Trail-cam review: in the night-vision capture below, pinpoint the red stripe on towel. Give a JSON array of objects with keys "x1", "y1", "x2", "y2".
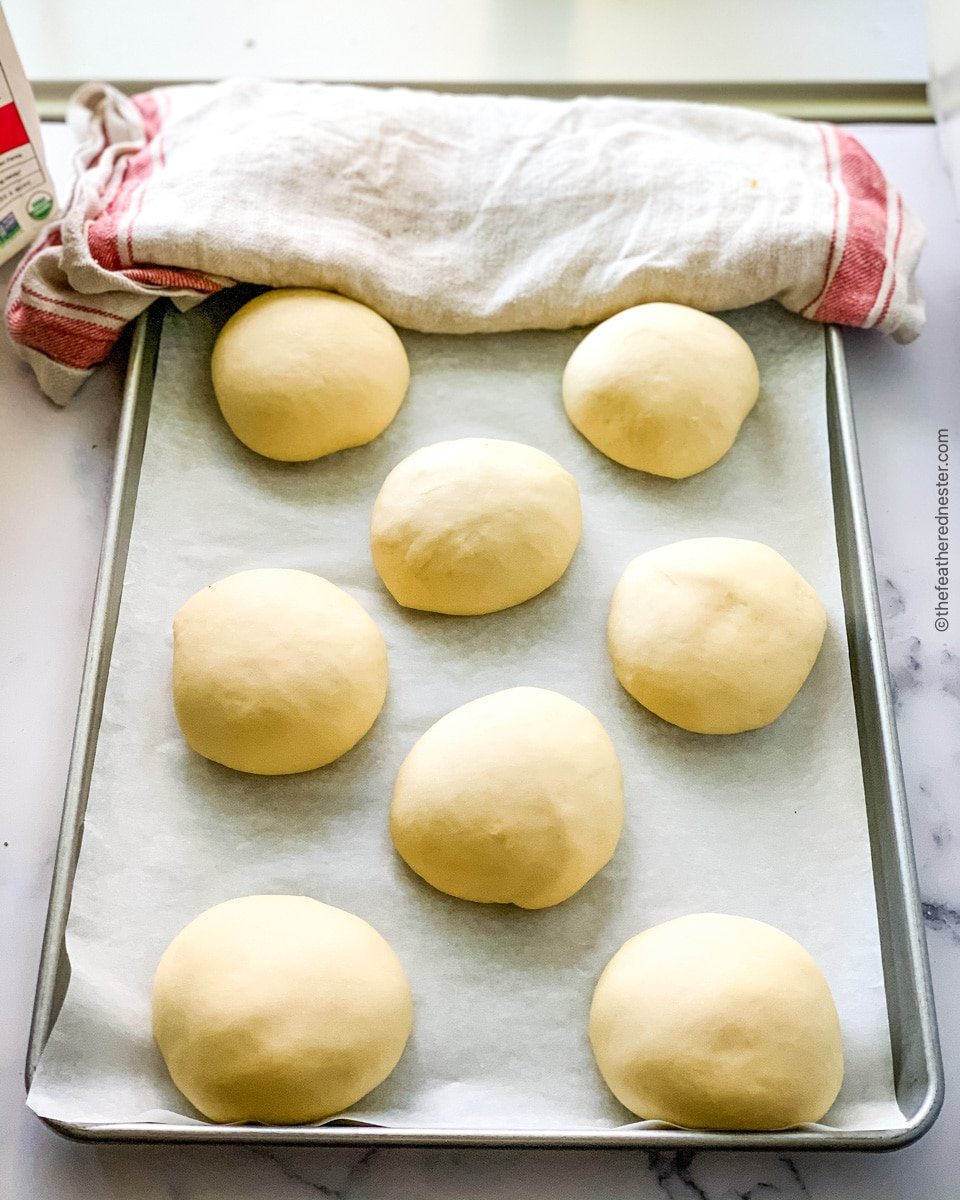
[
  {"x1": 121, "y1": 266, "x2": 223, "y2": 291},
  {"x1": 875, "y1": 192, "x2": 904, "y2": 329},
  {"x1": 6, "y1": 299, "x2": 125, "y2": 370},
  {"x1": 20, "y1": 284, "x2": 129, "y2": 324},
  {"x1": 83, "y1": 90, "x2": 223, "y2": 298},
  {"x1": 813, "y1": 130, "x2": 890, "y2": 328},
  {"x1": 87, "y1": 91, "x2": 165, "y2": 271}
]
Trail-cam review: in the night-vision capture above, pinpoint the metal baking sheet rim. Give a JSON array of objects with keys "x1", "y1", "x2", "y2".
[{"x1": 24, "y1": 304, "x2": 945, "y2": 1151}]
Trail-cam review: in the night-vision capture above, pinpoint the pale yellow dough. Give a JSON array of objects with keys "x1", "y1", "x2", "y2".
[
  {"x1": 562, "y1": 302, "x2": 759, "y2": 478},
  {"x1": 390, "y1": 687, "x2": 624, "y2": 908},
  {"x1": 172, "y1": 568, "x2": 387, "y2": 774},
  {"x1": 607, "y1": 538, "x2": 826, "y2": 734},
  {"x1": 152, "y1": 895, "x2": 413, "y2": 1125},
  {"x1": 589, "y1": 913, "x2": 845, "y2": 1130},
  {"x1": 211, "y1": 289, "x2": 410, "y2": 461},
  {"x1": 370, "y1": 439, "x2": 582, "y2": 615}
]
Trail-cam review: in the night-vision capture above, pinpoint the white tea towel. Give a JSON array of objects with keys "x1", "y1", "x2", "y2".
[{"x1": 6, "y1": 79, "x2": 923, "y2": 403}]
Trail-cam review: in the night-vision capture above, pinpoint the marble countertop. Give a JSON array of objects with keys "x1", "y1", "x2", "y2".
[{"x1": 1, "y1": 120, "x2": 957, "y2": 1200}]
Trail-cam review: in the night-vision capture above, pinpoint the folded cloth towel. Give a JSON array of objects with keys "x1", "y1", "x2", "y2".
[{"x1": 6, "y1": 80, "x2": 923, "y2": 404}]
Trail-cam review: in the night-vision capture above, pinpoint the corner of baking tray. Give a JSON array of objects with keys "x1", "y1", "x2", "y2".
[{"x1": 887, "y1": 1074, "x2": 947, "y2": 1152}]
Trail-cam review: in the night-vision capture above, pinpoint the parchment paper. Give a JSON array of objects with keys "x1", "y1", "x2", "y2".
[{"x1": 28, "y1": 293, "x2": 904, "y2": 1130}]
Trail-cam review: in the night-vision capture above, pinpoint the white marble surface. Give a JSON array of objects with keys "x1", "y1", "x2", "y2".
[{"x1": 1, "y1": 121, "x2": 957, "y2": 1199}]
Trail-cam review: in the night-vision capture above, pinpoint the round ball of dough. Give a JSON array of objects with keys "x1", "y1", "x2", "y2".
[
  {"x1": 211, "y1": 289, "x2": 410, "y2": 461},
  {"x1": 370, "y1": 439, "x2": 582, "y2": 615},
  {"x1": 589, "y1": 913, "x2": 844, "y2": 1129},
  {"x1": 390, "y1": 687, "x2": 624, "y2": 909},
  {"x1": 172, "y1": 568, "x2": 387, "y2": 774},
  {"x1": 608, "y1": 538, "x2": 826, "y2": 734},
  {"x1": 152, "y1": 895, "x2": 413, "y2": 1124},
  {"x1": 562, "y1": 302, "x2": 759, "y2": 478}
]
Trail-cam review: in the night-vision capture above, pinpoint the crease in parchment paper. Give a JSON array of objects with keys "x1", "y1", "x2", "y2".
[{"x1": 28, "y1": 294, "x2": 904, "y2": 1131}]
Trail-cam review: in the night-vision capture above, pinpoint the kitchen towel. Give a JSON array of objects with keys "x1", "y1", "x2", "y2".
[{"x1": 6, "y1": 79, "x2": 923, "y2": 403}]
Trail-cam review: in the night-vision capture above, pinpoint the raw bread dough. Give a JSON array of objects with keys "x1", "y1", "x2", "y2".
[
  {"x1": 589, "y1": 913, "x2": 844, "y2": 1129},
  {"x1": 211, "y1": 289, "x2": 409, "y2": 461},
  {"x1": 607, "y1": 537, "x2": 826, "y2": 734},
  {"x1": 172, "y1": 568, "x2": 387, "y2": 774},
  {"x1": 562, "y1": 302, "x2": 759, "y2": 478},
  {"x1": 370, "y1": 439, "x2": 582, "y2": 615},
  {"x1": 152, "y1": 895, "x2": 413, "y2": 1124},
  {"x1": 390, "y1": 687, "x2": 624, "y2": 908}
]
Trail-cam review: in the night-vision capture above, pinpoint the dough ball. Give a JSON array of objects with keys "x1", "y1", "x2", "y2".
[
  {"x1": 562, "y1": 303, "x2": 759, "y2": 478},
  {"x1": 390, "y1": 687, "x2": 624, "y2": 908},
  {"x1": 371, "y1": 439, "x2": 582, "y2": 615},
  {"x1": 173, "y1": 568, "x2": 387, "y2": 774},
  {"x1": 152, "y1": 895, "x2": 413, "y2": 1124},
  {"x1": 589, "y1": 913, "x2": 844, "y2": 1129},
  {"x1": 211, "y1": 289, "x2": 409, "y2": 461},
  {"x1": 608, "y1": 538, "x2": 826, "y2": 734}
]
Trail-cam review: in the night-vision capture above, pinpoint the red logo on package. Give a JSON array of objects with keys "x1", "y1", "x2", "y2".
[{"x1": 0, "y1": 102, "x2": 29, "y2": 155}]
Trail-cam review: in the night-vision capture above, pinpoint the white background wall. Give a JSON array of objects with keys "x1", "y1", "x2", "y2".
[{"x1": 4, "y1": 0, "x2": 929, "y2": 85}]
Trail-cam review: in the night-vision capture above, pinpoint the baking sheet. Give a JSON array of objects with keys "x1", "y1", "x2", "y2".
[{"x1": 28, "y1": 294, "x2": 904, "y2": 1130}]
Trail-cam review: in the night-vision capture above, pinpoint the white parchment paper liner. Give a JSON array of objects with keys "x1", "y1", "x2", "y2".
[{"x1": 28, "y1": 296, "x2": 904, "y2": 1130}]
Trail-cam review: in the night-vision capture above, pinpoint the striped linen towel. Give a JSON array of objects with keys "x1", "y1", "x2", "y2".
[{"x1": 6, "y1": 80, "x2": 923, "y2": 404}]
